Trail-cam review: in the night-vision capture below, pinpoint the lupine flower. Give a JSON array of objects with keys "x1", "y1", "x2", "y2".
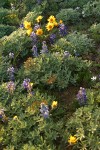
[
  {"x1": 23, "y1": 21, "x2": 31, "y2": 29},
  {"x1": 34, "y1": 24, "x2": 40, "y2": 31},
  {"x1": 22, "y1": 79, "x2": 33, "y2": 92},
  {"x1": 32, "y1": 45, "x2": 38, "y2": 57},
  {"x1": 30, "y1": 31, "x2": 37, "y2": 45},
  {"x1": 0, "y1": 109, "x2": 7, "y2": 122},
  {"x1": 51, "y1": 101, "x2": 58, "y2": 109},
  {"x1": 7, "y1": 67, "x2": 15, "y2": 74},
  {"x1": 77, "y1": 87, "x2": 87, "y2": 105},
  {"x1": 59, "y1": 23, "x2": 67, "y2": 36},
  {"x1": 0, "y1": 109, "x2": 5, "y2": 119},
  {"x1": 20, "y1": 24, "x2": 24, "y2": 29},
  {"x1": 40, "y1": 103, "x2": 49, "y2": 119},
  {"x1": 37, "y1": 0, "x2": 42, "y2": 4},
  {"x1": 9, "y1": 52, "x2": 14, "y2": 59},
  {"x1": 46, "y1": 22, "x2": 54, "y2": 31},
  {"x1": 48, "y1": 15, "x2": 56, "y2": 23},
  {"x1": 36, "y1": 16, "x2": 43, "y2": 23},
  {"x1": 49, "y1": 34, "x2": 56, "y2": 44},
  {"x1": 68, "y1": 135, "x2": 77, "y2": 145},
  {"x1": 7, "y1": 67, "x2": 15, "y2": 81},
  {"x1": 64, "y1": 51, "x2": 70, "y2": 58},
  {"x1": 36, "y1": 28, "x2": 43, "y2": 35},
  {"x1": 40, "y1": 41, "x2": 48, "y2": 54},
  {"x1": 7, "y1": 81, "x2": 15, "y2": 94}
]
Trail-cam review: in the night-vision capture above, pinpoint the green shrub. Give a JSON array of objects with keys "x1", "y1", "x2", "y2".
[
  {"x1": 0, "y1": 7, "x2": 19, "y2": 25},
  {"x1": 0, "y1": 29, "x2": 31, "y2": 63},
  {"x1": 82, "y1": 0, "x2": 100, "y2": 22},
  {"x1": 0, "y1": 24, "x2": 16, "y2": 38},
  {"x1": 56, "y1": 8, "x2": 80, "y2": 24},
  {"x1": 0, "y1": 87, "x2": 65, "y2": 150},
  {"x1": 0, "y1": 0, "x2": 10, "y2": 8},
  {"x1": 52, "y1": 32, "x2": 95, "y2": 55},
  {"x1": 58, "y1": 0, "x2": 93, "y2": 9},
  {"x1": 21, "y1": 53, "x2": 91, "y2": 89},
  {"x1": 89, "y1": 23, "x2": 100, "y2": 43},
  {"x1": 65, "y1": 106, "x2": 100, "y2": 150},
  {"x1": 0, "y1": 54, "x2": 10, "y2": 82}
]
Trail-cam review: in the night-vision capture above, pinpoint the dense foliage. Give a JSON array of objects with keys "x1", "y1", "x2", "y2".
[{"x1": 0, "y1": 0, "x2": 100, "y2": 150}]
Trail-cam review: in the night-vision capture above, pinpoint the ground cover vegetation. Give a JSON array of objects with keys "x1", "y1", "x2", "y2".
[{"x1": 0, "y1": 0, "x2": 100, "y2": 150}]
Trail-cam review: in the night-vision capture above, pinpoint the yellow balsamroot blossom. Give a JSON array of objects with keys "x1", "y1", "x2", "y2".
[
  {"x1": 27, "y1": 28, "x2": 33, "y2": 36},
  {"x1": 46, "y1": 22, "x2": 54, "y2": 31},
  {"x1": 51, "y1": 101, "x2": 58, "y2": 109},
  {"x1": 36, "y1": 28, "x2": 43, "y2": 35},
  {"x1": 53, "y1": 21, "x2": 58, "y2": 27},
  {"x1": 48, "y1": 15, "x2": 56, "y2": 23},
  {"x1": 36, "y1": 15, "x2": 43, "y2": 23},
  {"x1": 68, "y1": 135, "x2": 77, "y2": 145},
  {"x1": 24, "y1": 21, "x2": 31, "y2": 29}
]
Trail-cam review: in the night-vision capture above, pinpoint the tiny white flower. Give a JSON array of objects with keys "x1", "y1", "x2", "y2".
[
  {"x1": 91, "y1": 76, "x2": 97, "y2": 81},
  {"x1": 76, "y1": 7, "x2": 80, "y2": 10}
]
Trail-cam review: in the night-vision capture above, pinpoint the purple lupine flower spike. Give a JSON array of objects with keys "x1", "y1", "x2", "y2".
[
  {"x1": 32, "y1": 45, "x2": 38, "y2": 57},
  {"x1": 7, "y1": 67, "x2": 15, "y2": 81},
  {"x1": 77, "y1": 87, "x2": 87, "y2": 105},
  {"x1": 37, "y1": 0, "x2": 42, "y2": 5},
  {"x1": 59, "y1": 23, "x2": 67, "y2": 36},
  {"x1": 9, "y1": 52, "x2": 14, "y2": 59},
  {"x1": 7, "y1": 81, "x2": 15, "y2": 94},
  {"x1": 40, "y1": 41, "x2": 48, "y2": 54},
  {"x1": 49, "y1": 34, "x2": 56, "y2": 44},
  {"x1": 30, "y1": 31, "x2": 37, "y2": 45},
  {"x1": 40, "y1": 103, "x2": 49, "y2": 119}
]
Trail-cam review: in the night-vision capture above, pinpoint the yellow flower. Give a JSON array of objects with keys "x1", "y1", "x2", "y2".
[
  {"x1": 13, "y1": 116, "x2": 18, "y2": 120},
  {"x1": 46, "y1": 22, "x2": 54, "y2": 31},
  {"x1": 26, "y1": 28, "x2": 33, "y2": 36},
  {"x1": 68, "y1": 135, "x2": 77, "y2": 145},
  {"x1": 48, "y1": 15, "x2": 56, "y2": 23},
  {"x1": 24, "y1": 21, "x2": 31, "y2": 29},
  {"x1": 51, "y1": 101, "x2": 58, "y2": 109},
  {"x1": 36, "y1": 15, "x2": 43, "y2": 23},
  {"x1": 36, "y1": 28, "x2": 43, "y2": 35},
  {"x1": 59, "y1": 20, "x2": 63, "y2": 24},
  {"x1": 53, "y1": 21, "x2": 58, "y2": 27}
]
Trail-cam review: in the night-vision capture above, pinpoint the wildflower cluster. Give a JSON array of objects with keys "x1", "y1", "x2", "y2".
[
  {"x1": 7, "y1": 66, "x2": 15, "y2": 81},
  {"x1": 22, "y1": 78, "x2": 34, "y2": 96},
  {"x1": 0, "y1": 109, "x2": 7, "y2": 122},
  {"x1": 40, "y1": 103, "x2": 49, "y2": 119},
  {"x1": 77, "y1": 87, "x2": 87, "y2": 105},
  {"x1": 7, "y1": 81, "x2": 15, "y2": 94},
  {"x1": 23, "y1": 21, "x2": 33, "y2": 36}
]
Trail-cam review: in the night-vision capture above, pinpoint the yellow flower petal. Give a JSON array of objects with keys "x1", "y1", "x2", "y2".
[
  {"x1": 46, "y1": 22, "x2": 54, "y2": 31},
  {"x1": 36, "y1": 28, "x2": 43, "y2": 35},
  {"x1": 27, "y1": 28, "x2": 33, "y2": 36},
  {"x1": 48, "y1": 15, "x2": 56, "y2": 23},
  {"x1": 51, "y1": 101, "x2": 58, "y2": 109},
  {"x1": 36, "y1": 15, "x2": 43, "y2": 23},
  {"x1": 68, "y1": 135, "x2": 77, "y2": 145},
  {"x1": 24, "y1": 21, "x2": 31, "y2": 29}
]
